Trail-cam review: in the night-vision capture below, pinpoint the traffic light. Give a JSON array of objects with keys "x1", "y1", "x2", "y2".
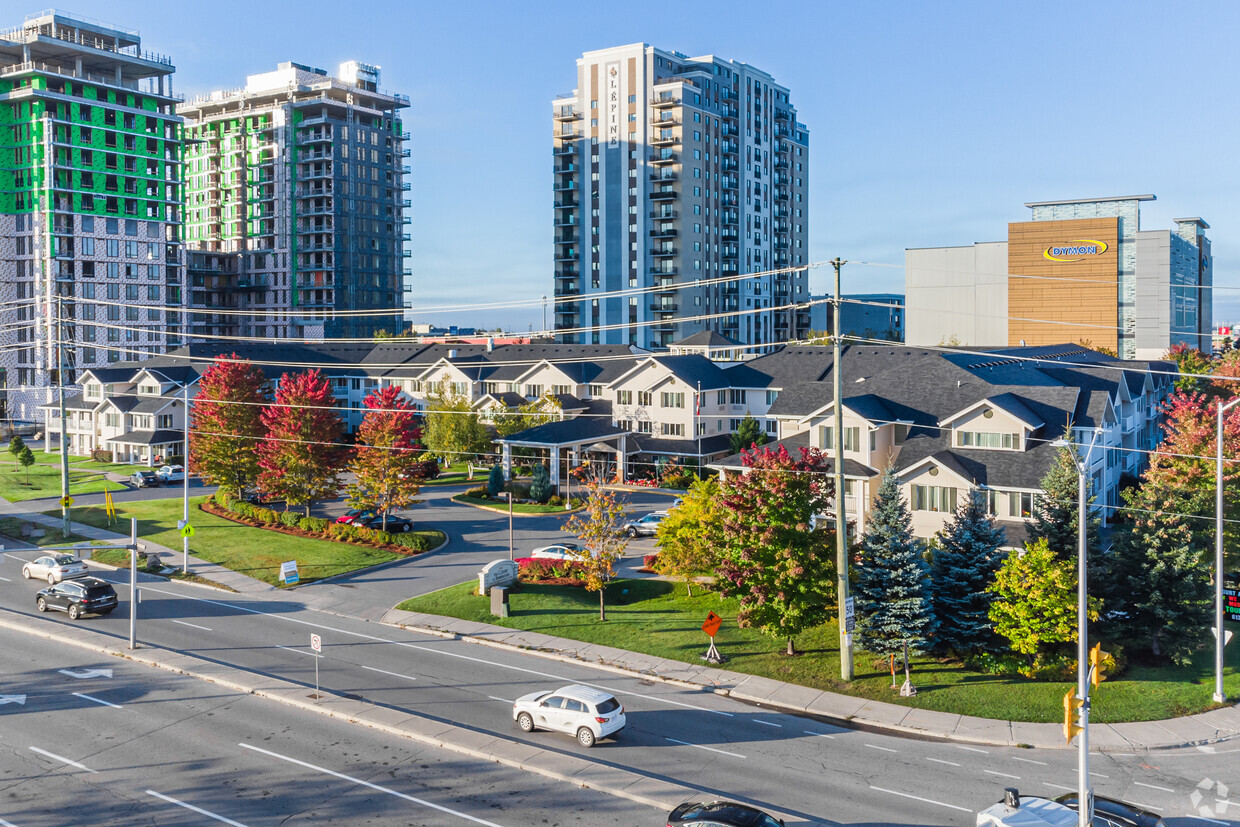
[
  {"x1": 1063, "y1": 689, "x2": 1084, "y2": 745},
  {"x1": 1089, "y1": 643, "x2": 1109, "y2": 688}
]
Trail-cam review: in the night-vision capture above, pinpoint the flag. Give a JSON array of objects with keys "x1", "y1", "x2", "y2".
[{"x1": 695, "y1": 392, "x2": 700, "y2": 416}]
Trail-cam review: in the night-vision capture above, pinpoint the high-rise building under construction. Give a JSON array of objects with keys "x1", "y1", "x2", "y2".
[
  {"x1": 0, "y1": 10, "x2": 184, "y2": 422},
  {"x1": 178, "y1": 61, "x2": 410, "y2": 341}
]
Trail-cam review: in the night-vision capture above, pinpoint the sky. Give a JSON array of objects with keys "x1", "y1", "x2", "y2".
[{"x1": 54, "y1": 0, "x2": 1240, "y2": 333}]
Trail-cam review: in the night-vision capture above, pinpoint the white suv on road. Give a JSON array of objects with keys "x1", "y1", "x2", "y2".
[{"x1": 513, "y1": 684, "x2": 625, "y2": 747}]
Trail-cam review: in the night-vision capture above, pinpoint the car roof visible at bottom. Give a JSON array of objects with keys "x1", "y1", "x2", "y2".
[
  {"x1": 76, "y1": 576, "x2": 110, "y2": 588},
  {"x1": 671, "y1": 800, "x2": 768, "y2": 825},
  {"x1": 556, "y1": 684, "x2": 617, "y2": 705}
]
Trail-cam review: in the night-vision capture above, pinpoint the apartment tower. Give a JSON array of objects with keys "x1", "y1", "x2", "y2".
[
  {"x1": 178, "y1": 61, "x2": 410, "y2": 340},
  {"x1": 553, "y1": 44, "x2": 810, "y2": 350},
  {"x1": 0, "y1": 10, "x2": 184, "y2": 423}
]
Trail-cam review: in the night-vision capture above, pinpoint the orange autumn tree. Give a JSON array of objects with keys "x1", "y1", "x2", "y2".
[{"x1": 348, "y1": 385, "x2": 423, "y2": 531}]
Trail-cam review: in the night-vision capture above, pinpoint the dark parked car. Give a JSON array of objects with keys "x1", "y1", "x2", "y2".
[
  {"x1": 36, "y1": 576, "x2": 118, "y2": 620},
  {"x1": 129, "y1": 470, "x2": 160, "y2": 488},
  {"x1": 360, "y1": 515, "x2": 414, "y2": 533},
  {"x1": 667, "y1": 801, "x2": 784, "y2": 826},
  {"x1": 1052, "y1": 793, "x2": 1166, "y2": 827}
]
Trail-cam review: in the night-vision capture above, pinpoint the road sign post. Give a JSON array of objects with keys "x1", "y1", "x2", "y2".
[
  {"x1": 701, "y1": 611, "x2": 726, "y2": 664},
  {"x1": 310, "y1": 633, "x2": 322, "y2": 700}
]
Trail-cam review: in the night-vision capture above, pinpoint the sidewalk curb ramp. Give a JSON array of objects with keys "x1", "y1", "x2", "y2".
[{"x1": 0, "y1": 611, "x2": 697, "y2": 815}]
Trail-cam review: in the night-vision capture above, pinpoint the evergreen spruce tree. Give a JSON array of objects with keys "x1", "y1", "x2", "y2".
[
  {"x1": 1028, "y1": 435, "x2": 1100, "y2": 561},
  {"x1": 529, "y1": 464, "x2": 553, "y2": 503},
  {"x1": 854, "y1": 468, "x2": 936, "y2": 662},
  {"x1": 930, "y1": 488, "x2": 1007, "y2": 655},
  {"x1": 487, "y1": 464, "x2": 505, "y2": 498}
]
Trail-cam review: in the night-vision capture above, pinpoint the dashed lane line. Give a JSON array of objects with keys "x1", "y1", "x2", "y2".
[
  {"x1": 664, "y1": 738, "x2": 746, "y2": 759},
  {"x1": 984, "y1": 770, "x2": 1020, "y2": 780},
  {"x1": 1011, "y1": 756, "x2": 1047, "y2": 766},
  {"x1": 73, "y1": 692, "x2": 121, "y2": 709},
  {"x1": 29, "y1": 746, "x2": 96, "y2": 774},
  {"x1": 146, "y1": 791, "x2": 249, "y2": 826},
  {"x1": 169, "y1": 619, "x2": 213, "y2": 632},
  {"x1": 926, "y1": 757, "x2": 960, "y2": 767},
  {"x1": 865, "y1": 744, "x2": 898, "y2": 753},
  {"x1": 869, "y1": 786, "x2": 971, "y2": 812},
  {"x1": 239, "y1": 743, "x2": 508, "y2": 826},
  {"x1": 1133, "y1": 782, "x2": 1174, "y2": 793}
]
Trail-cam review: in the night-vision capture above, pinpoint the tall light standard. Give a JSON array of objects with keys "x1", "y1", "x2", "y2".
[
  {"x1": 1052, "y1": 427, "x2": 1103, "y2": 827},
  {"x1": 1214, "y1": 398, "x2": 1239, "y2": 703}
]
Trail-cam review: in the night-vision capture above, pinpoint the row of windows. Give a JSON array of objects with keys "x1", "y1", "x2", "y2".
[{"x1": 955, "y1": 431, "x2": 1020, "y2": 450}]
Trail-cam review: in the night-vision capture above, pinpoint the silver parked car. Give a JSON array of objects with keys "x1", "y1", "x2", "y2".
[
  {"x1": 22, "y1": 554, "x2": 88, "y2": 584},
  {"x1": 620, "y1": 512, "x2": 665, "y2": 538}
]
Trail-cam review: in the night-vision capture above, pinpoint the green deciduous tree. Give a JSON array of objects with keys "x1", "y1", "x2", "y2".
[
  {"x1": 422, "y1": 382, "x2": 491, "y2": 464},
  {"x1": 257, "y1": 370, "x2": 345, "y2": 517},
  {"x1": 728, "y1": 414, "x2": 768, "y2": 455},
  {"x1": 931, "y1": 487, "x2": 1007, "y2": 655},
  {"x1": 562, "y1": 475, "x2": 630, "y2": 621},
  {"x1": 988, "y1": 538, "x2": 1098, "y2": 666},
  {"x1": 495, "y1": 394, "x2": 562, "y2": 438},
  {"x1": 1028, "y1": 434, "x2": 1100, "y2": 561},
  {"x1": 189, "y1": 355, "x2": 269, "y2": 498},
  {"x1": 653, "y1": 475, "x2": 722, "y2": 596},
  {"x1": 715, "y1": 444, "x2": 836, "y2": 656},
  {"x1": 348, "y1": 385, "x2": 423, "y2": 532},
  {"x1": 854, "y1": 468, "x2": 935, "y2": 660},
  {"x1": 1166, "y1": 342, "x2": 1213, "y2": 395},
  {"x1": 17, "y1": 445, "x2": 35, "y2": 484}
]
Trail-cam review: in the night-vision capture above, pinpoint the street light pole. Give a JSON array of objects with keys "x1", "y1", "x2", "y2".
[
  {"x1": 507, "y1": 490, "x2": 514, "y2": 561},
  {"x1": 182, "y1": 379, "x2": 190, "y2": 575},
  {"x1": 1215, "y1": 398, "x2": 1239, "y2": 703}
]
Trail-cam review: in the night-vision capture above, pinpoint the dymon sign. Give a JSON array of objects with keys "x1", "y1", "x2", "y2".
[{"x1": 1043, "y1": 239, "x2": 1109, "y2": 262}]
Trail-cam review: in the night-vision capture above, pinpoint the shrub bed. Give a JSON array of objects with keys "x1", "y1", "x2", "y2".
[
  {"x1": 208, "y1": 492, "x2": 436, "y2": 554},
  {"x1": 516, "y1": 556, "x2": 588, "y2": 586}
]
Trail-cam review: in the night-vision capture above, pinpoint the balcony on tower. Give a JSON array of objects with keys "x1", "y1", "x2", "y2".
[{"x1": 650, "y1": 184, "x2": 678, "y2": 200}]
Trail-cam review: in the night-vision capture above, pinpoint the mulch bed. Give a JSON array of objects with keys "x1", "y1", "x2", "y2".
[{"x1": 199, "y1": 501, "x2": 436, "y2": 556}]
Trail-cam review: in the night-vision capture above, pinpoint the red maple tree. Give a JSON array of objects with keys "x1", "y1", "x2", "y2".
[
  {"x1": 256, "y1": 369, "x2": 345, "y2": 516},
  {"x1": 189, "y1": 355, "x2": 268, "y2": 497},
  {"x1": 348, "y1": 385, "x2": 423, "y2": 531}
]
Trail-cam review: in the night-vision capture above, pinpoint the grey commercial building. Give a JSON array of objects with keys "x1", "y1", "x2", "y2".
[
  {"x1": 905, "y1": 195, "x2": 1212, "y2": 360},
  {"x1": 552, "y1": 43, "x2": 810, "y2": 350},
  {"x1": 808, "y1": 293, "x2": 904, "y2": 342}
]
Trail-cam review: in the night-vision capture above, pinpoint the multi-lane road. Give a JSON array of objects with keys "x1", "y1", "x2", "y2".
[{"x1": 1, "y1": 537, "x2": 1236, "y2": 827}]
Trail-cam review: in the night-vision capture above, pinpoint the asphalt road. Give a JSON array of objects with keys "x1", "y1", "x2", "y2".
[
  {"x1": 0, "y1": 626, "x2": 662, "y2": 826},
  {"x1": 0, "y1": 551, "x2": 1234, "y2": 827}
]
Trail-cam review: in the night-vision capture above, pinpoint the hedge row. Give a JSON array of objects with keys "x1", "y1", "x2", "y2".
[
  {"x1": 212, "y1": 492, "x2": 431, "y2": 552},
  {"x1": 515, "y1": 556, "x2": 589, "y2": 581}
]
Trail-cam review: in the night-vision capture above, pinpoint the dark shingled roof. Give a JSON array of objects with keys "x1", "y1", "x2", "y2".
[
  {"x1": 670, "y1": 330, "x2": 744, "y2": 348},
  {"x1": 710, "y1": 431, "x2": 877, "y2": 477},
  {"x1": 632, "y1": 433, "x2": 732, "y2": 457},
  {"x1": 496, "y1": 418, "x2": 629, "y2": 446},
  {"x1": 103, "y1": 429, "x2": 183, "y2": 446}
]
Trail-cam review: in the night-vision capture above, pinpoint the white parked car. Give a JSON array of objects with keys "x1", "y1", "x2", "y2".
[
  {"x1": 156, "y1": 464, "x2": 185, "y2": 484},
  {"x1": 513, "y1": 684, "x2": 625, "y2": 748},
  {"x1": 529, "y1": 543, "x2": 584, "y2": 561},
  {"x1": 22, "y1": 554, "x2": 88, "y2": 584}
]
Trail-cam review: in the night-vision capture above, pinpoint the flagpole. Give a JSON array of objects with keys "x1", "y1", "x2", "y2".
[{"x1": 696, "y1": 381, "x2": 702, "y2": 473}]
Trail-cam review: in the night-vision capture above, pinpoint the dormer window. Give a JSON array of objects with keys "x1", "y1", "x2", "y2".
[
  {"x1": 956, "y1": 431, "x2": 1019, "y2": 450},
  {"x1": 819, "y1": 425, "x2": 860, "y2": 451}
]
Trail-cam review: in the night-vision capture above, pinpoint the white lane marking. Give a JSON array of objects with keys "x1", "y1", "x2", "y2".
[
  {"x1": 276, "y1": 645, "x2": 315, "y2": 657},
  {"x1": 664, "y1": 737, "x2": 746, "y2": 759},
  {"x1": 1186, "y1": 817, "x2": 1228, "y2": 825},
  {"x1": 926, "y1": 757, "x2": 960, "y2": 767},
  {"x1": 1011, "y1": 756, "x2": 1048, "y2": 766},
  {"x1": 1133, "y1": 781, "x2": 1174, "y2": 793},
  {"x1": 146, "y1": 790, "x2": 248, "y2": 826},
  {"x1": 1216, "y1": 799, "x2": 1239, "y2": 809},
  {"x1": 0, "y1": 817, "x2": 17, "y2": 827},
  {"x1": 73, "y1": 692, "x2": 121, "y2": 709},
  {"x1": 954, "y1": 745, "x2": 989, "y2": 754},
  {"x1": 0, "y1": 575, "x2": 11, "y2": 582},
  {"x1": 239, "y1": 743, "x2": 507, "y2": 826},
  {"x1": 29, "y1": 746, "x2": 96, "y2": 773},
  {"x1": 488, "y1": 696, "x2": 512, "y2": 704},
  {"x1": 359, "y1": 665, "x2": 418, "y2": 682},
  {"x1": 170, "y1": 619, "x2": 213, "y2": 632},
  {"x1": 1044, "y1": 782, "x2": 1075, "y2": 792},
  {"x1": 985, "y1": 770, "x2": 1020, "y2": 779},
  {"x1": 754, "y1": 719, "x2": 781, "y2": 728},
  {"x1": 803, "y1": 730, "x2": 835, "y2": 740},
  {"x1": 137, "y1": 584, "x2": 735, "y2": 718},
  {"x1": 865, "y1": 743, "x2": 898, "y2": 753},
  {"x1": 1090, "y1": 771, "x2": 1109, "y2": 778},
  {"x1": 58, "y1": 668, "x2": 112, "y2": 679},
  {"x1": 869, "y1": 786, "x2": 971, "y2": 812}
]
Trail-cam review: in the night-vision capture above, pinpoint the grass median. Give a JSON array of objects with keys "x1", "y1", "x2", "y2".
[
  {"x1": 0, "y1": 462, "x2": 124, "y2": 502},
  {"x1": 451, "y1": 492, "x2": 580, "y2": 514},
  {"x1": 398, "y1": 578, "x2": 1240, "y2": 724},
  {"x1": 48, "y1": 496, "x2": 416, "y2": 587}
]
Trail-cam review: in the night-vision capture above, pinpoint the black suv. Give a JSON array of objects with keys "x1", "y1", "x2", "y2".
[
  {"x1": 667, "y1": 801, "x2": 784, "y2": 826},
  {"x1": 36, "y1": 576, "x2": 118, "y2": 619}
]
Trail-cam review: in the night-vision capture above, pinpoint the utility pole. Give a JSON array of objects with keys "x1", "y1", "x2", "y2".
[
  {"x1": 182, "y1": 379, "x2": 190, "y2": 575},
  {"x1": 129, "y1": 517, "x2": 138, "y2": 650},
  {"x1": 55, "y1": 296, "x2": 70, "y2": 538},
  {"x1": 831, "y1": 257, "x2": 853, "y2": 682}
]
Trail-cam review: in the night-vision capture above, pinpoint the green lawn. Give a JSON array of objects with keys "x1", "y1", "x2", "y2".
[
  {"x1": 420, "y1": 462, "x2": 477, "y2": 488},
  {"x1": 398, "y1": 579, "x2": 1240, "y2": 724},
  {"x1": 0, "y1": 463, "x2": 123, "y2": 502},
  {"x1": 52, "y1": 496, "x2": 411, "y2": 587},
  {"x1": 451, "y1": 493, "x2": 579, "y2": 514}
]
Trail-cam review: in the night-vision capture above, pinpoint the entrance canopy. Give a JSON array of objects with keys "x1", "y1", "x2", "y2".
[{"x1": 495, "y1": 418, "x2": 630, "y2": 486}]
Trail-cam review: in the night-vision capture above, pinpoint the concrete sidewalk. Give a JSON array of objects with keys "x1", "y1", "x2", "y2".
[
  {"x1": 2, "y1": 494, "x2": 1236, "y2": 752},
  {"x1": 0, "y1": 497, "x2": 273, "y2": 594}
]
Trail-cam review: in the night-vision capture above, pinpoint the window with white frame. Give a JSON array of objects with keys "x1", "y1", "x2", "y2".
[
  {"x1": 617, "y1": 390, "x2": 633, "y2": 405},
  {"x1": 956, "y1": 430, "x2": 1019, "y2": 449},
  {"x1": 911, "y1": 484, "x2": 958, "y2": 512},
  {"x1": 661, "y1": 423, "x2": 684, "y2": 436},
  {"x1": 660, "y1": 392, "x2": 684, "y2": 408}
]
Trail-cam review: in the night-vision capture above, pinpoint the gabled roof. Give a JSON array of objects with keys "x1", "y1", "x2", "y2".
[
  {"x1": 670, "y1": 330, "x2": 744, "y2": 348},
  {"x1": 496, "y1": 417, "x2": 628, "y2": 447},
  {"x1": 709, "y1": 431, "x2": 878, "y2": 478},
  {"x1": 103, "y1": 429, "x2": 183, "y2": 446},
  {"x1": 940, "y1": 393, "x2": 1045, "y2": 430}
]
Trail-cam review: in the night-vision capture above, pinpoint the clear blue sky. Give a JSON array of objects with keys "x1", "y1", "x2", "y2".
[{"x1": 61, "y1": 0, "x2": 1240, "y2": 333}]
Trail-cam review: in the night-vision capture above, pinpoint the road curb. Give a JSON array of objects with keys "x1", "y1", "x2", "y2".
[
  {"x1": 0, "y1": 610, "x2": 695, "y2": 814},
  {"x1": 449, "y1": 495, "x2": 585, "y2": 518},
  {"x1": 297, "y1": 530, "x2": 453, "y2": 587}
]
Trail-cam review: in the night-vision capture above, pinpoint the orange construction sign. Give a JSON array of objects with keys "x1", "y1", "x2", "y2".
[{"x1": 701, "y1": 611, "x2": 722, "y2": 638}]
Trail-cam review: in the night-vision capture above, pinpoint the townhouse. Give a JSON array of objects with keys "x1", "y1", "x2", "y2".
[{"x1": 46, "y1": 338, "x2": 1174, "y2": 548}]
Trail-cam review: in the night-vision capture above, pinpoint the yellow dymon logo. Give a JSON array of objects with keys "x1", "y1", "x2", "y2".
[{"x1": 1044, "y1": 240, "x2": 1109, "y2": 261}]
